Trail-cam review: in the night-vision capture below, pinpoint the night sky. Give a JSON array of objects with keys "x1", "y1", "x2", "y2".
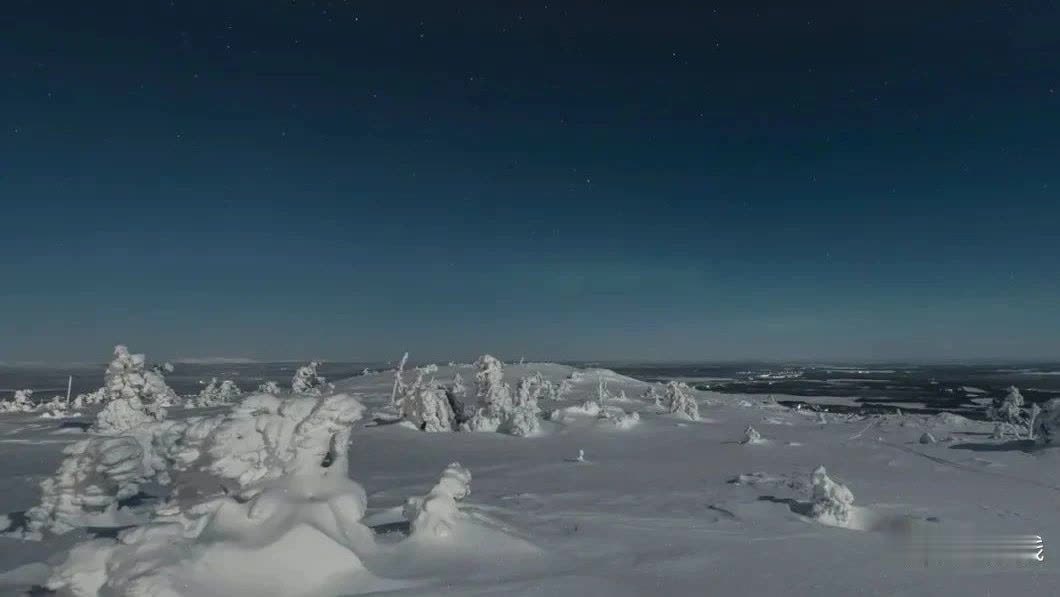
[{"x1": 2, "y1": 1, "x2": 1059, "y2": 364}]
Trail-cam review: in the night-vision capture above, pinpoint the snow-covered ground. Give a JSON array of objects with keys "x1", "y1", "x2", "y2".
[{"x1": 0, "y1": 361, "x2": 1055, "y2": 596}]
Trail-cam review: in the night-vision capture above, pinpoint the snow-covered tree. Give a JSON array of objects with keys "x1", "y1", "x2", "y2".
[
  {"x1": 25, "y1": 436, "x2": 149, "y2": 537},
  {"x1": 39, "y1": 395, "x2": 75, "y2": 419},
  {"x1": 1033, "y1": 398, "x2": 1059, "y2": 446},
  {"x1": 664, "y1": 381, "x2": 699, "y2": 420},
  {"x1": 642, "y1": 385, "x2": 663, "y2": 408},
  {"x1": 72, "y1": 388, "x2": 105, "y2": 408},
  {"x1": 986, "y1": 386, "x2": 1025, "y2": 426},
  {"x1": 42, "y1": 392, "x2": 383, "y2": 595},
  {"x1": 0, "y1": 389, "x2": 37, "y2": 413},
  {"x1": 555, "y1": 378, "x2": 574, "y2": 400},
  {"x1": 465, "y1": 354, "x2": 513, "y2": 432},
  {"x1": 291, "y1": 361, "x2": 331, "y2": 395},
  {"x1": 450, "y1": 372, "x2": 467, "y2": 398},
  {"x1": 400, "y1": 379, "x2": 455, "y2": 432},
  {"x1": 742, "y1": 425, "x2": 763, "y2": 444},
  {"x1": 194, "y1": 378, "x2": 242, "y2": 407},
  {"x1": 256, "y1": 381, "x2": 282, "y2": 394},
  {"x1": 595, "y1": 376, "x2": 611, "y2": 411},
  {"x1": 810, "y1": 466, "x2": 855, "y2": 526},
  {"x1": 389, "y1": 352, "x2": 410, "y2": 407},
  {"x1": 93, "y1": 345, "x2": 175, "y2": 433},
  {"x1": 503, "y1": 375, "x2": 542, "y2": 436},
  {"x1": 403, "y1": 463, "x2": 472, "y2": 539}
]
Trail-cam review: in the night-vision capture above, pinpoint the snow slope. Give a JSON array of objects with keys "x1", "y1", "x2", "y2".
[{"x1": 0, "y1": 362, "x2": 1056, "y2": 596}]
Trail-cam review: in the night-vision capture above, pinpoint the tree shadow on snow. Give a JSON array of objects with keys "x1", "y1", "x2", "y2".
[
  {"x1": 57, "y1": 420, "x2": 91, "y2": 432},
  {"x1": 365, "y1": 417, "x2": 406, "y2": 428},
  {"x1": 1, "y1": 511, "x2": 27, "y2": 534},
  {"x1": 369, "y1": 520, "x2": 411, "y2": 537},
  {"x1": 756, "y1": 495, "x2": 813, "y2": 517},
  {"x1": 949, "y1": 439, "x2": 1039, "y2": 453},
  {"x1": 85, "y1": 524, "x2": 137, "y2": 539}
]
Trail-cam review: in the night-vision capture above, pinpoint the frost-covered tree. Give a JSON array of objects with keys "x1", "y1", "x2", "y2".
[
  {"x1": 465, "y1": 354, "x2": 514, "y2": 432},
  {"x1": 1032, "y1": 398, "x2": 1059, "y2": 446},
  {"x1": 389, "y1": 352, "x2": 410, "y2": 407},
  {"x1": 556, "y1": 378, "x2": 574, "y2": 400},
  {"x1": 72, "y1": 388, "x2": 105, "y2": 408},
  {"x1": 403, "y1": 463, "x2": 472, "y2": 539},
  {"x1": 93, "y1": 345, "x2": 175, "y2": 434},
  {"x1": 24, "y1": 436, "x2": 149, "y2": 537},
  {"x1": 194, "y1": 378, "x2": 242, "y2": 407},
  {"x1": 256, "y1": 380, "x2": 282, "y2": 394},
  {"x1": 664, "y1": 381, "x2": 699, "y2": 420},
  {"x1": 291, "y1": 361, "x2": 331, "y2": 395},
  {"x1": 503, "y1": 375, "x2": 542, "y2": 436},
  {"x1": 810, "y1": 466, "x2": 855, "y2": 526},
  {"x1": 105, "y1": 345, "x2": 180, "y2": 408},
  {"x1": 642, "y1": 385, "x2": 663, "y2": 408},
  {"x1": 400, "y1": 379, "x2": 455, "y2": 432},
  {"x1": 742, "y1": 425, "x2": 763, "y2": 444},
  {"x1": 42, "y1": 392, "x2": 387, "y2": 595},
  {"x1": 0, "y1": 389, "x2": 36, "y2": 413},
  {"x1": 987, "y1": 386, "x2": 1025, "y2": 426},
  {"x1": 39, "y1": 395, "x2": 73, "y2": 419},
  {"x1": 595, "y1": 376, "x2": 611, "y2": 411},
  {"x1": 450, "y1": 372, "x2": 467, "y2": 398}
]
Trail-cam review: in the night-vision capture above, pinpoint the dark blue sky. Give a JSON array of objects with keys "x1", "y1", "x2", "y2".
[{"x1": 2, "y1": 1, "x2": 1058, "y2": 364}]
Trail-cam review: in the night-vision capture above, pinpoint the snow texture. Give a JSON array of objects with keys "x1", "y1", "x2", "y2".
[{"x1": 42, "y1": 392, "x2": 397, "y2": 596}]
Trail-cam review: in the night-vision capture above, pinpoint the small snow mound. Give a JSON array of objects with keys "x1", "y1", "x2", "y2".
[
  {"x1": 919, "y1": 432, "x2": 937, "y2": 444},
  {"x1": 932, "y1": 412, "x2": 972, "y2": 427},
  {"x1": 601, "y1": 410, "x2": 640, "y2": 429},
  {"x1": 741, "y1": 425, "x2": 764, "y2": 444}
]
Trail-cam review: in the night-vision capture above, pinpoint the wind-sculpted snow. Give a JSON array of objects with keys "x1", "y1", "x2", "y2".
[
  {"x1": 0, "y1": 390, "x2": 36, "y2": 413},
  {"x1": 403, "y1": 463, "x2": 472, "y2": 539},
  {"x1": 25, "y1": 437, "x2": 150, "y2": 538},
  {"x1": 93, "y1": 394, "x2": 164, "y2": 435},
  {"x1": 810, "y1": 466, "x2": 855, "y2": 527},
  {"x1": 39, "y1": 392, "x2": 407, "y2": 596}
]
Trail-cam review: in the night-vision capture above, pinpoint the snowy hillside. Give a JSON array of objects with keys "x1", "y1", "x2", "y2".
[{"x1": 0, "y1": 358, "x2": 1055, "y2": 596}]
